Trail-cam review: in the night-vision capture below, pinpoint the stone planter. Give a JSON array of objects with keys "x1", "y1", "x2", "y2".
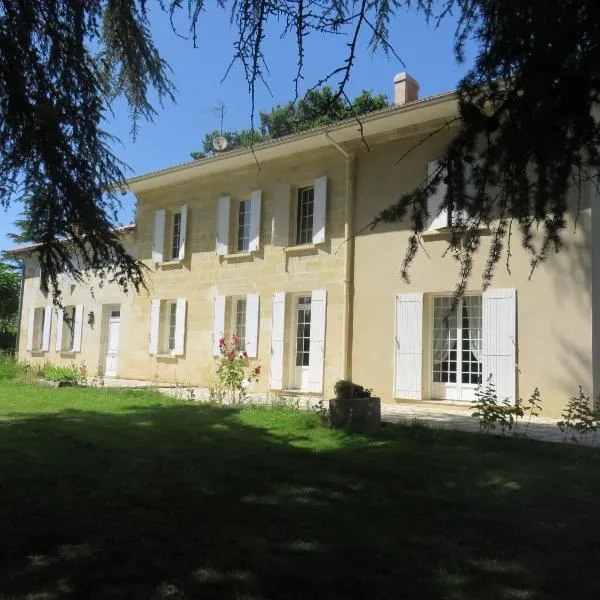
[{"x1": 329, "y1": 397, "x2": 381, "y2": 432}]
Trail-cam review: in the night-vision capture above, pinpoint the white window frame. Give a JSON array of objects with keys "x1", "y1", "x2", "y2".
[
  {"x1": 154, "y1": 205, "x2": 187, "y2": 263},
  {"x1": 149, "y1": 298, "x2": 186, "y2": 356},
  {"x1": 231, "y1": 296, "x2": 247, "y2": 350},
  {"x1": 236, "y1": 200, "x2": 251, "y2": 253},
  {"x1": 295, "y1": 186, "x2": 315, "y2": 245}
]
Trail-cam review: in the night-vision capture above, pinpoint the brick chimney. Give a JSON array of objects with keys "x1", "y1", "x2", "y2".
[{"x1": 393, "y1": 72, "x2": 419, "y2": 106}]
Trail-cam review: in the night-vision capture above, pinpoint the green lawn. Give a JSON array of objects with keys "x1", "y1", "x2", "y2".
[{"x1": 1, "y1": 381, "x2": 599, "y2": 599}]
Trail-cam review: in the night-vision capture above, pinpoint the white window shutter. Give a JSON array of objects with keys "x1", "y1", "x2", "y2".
[
  {"x1": 269, "y1": 292, "x2": 286, "y2": 390},
  {"x1": 427, "y1": 160, "x2": 449, "y2": 230},
  {"x1": 213, "y1": 295, "x2": 226, "y2": 356},
  {"x1": 394, "y1": 293, "x2": 424, "y2": 400},
  {"x1": 72, "y1": 304, "x2": 84, "y2": 352},
  {"x1": 41, "y1": 306, "x2": 52, "y2": 352},
  {"x1": 153, "y1": 210, "x2": 165, "y2": 263},
  {"x1": 245, "y1": 293, "x2": 260, "y2": 357},
  {"x1": 248, "y1": 190, "x2": 262, "y2": 252},
  {"x1": 312, "y1": 176, "x2": 327, "y2": 244},
  {"x1": 149, "y1": 299, "x2": 160, "y2": 354},
  {"x1": 55, "y1": 309, "x2": 64, "y2": 352},
  {"x1": 26, "y1": 308, "x2": 35, "y2": 352},
  {"x1": 216, "y1": 196, "x2": 230, "y2": 255},
  {"x1": 482, "y1": 288, "x2": 517, "y2": 403},
  {"x1": 174, "y1": 298, "x2": 187, "y2": 356},
  {"x1": 308, "y1": 289, "x2": 327, "y2": 393},
  {"x1": 271, "y1": 183, "x2": 291, "y2": 247},
  {"x1": 62, "y1": 259, "x2": 77, "y2": 286},
  {"x1": 178, "y1": 205, "x2": 188, "y2": 260}
]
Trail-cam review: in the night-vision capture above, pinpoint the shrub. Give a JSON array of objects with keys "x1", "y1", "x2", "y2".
[
  {"x1": 212, "y1": 335, "x2": 261, "y2": 404},
  {"x1": 0, "y1": 351, "x2": 19, "y2": 380},
  {"x1": 334, "y1": 379, "x2": 373, "y2": 399},
  {"x1": 43, "y1": 363, "x2": 86, "y2": 384},
  {"x1": 557, "y1": 387, "x2": 600, "y2": 444}
]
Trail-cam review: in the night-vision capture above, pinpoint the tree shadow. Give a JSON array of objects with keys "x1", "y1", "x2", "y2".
[{"x1": 1, "y1": 396, "x2": 600, "y2": 599}]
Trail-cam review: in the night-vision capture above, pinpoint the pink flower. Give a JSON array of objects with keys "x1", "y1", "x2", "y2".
[
  {"x1": 242, "y1": 351, "x2": 248, "y2": 359},
  {"x1": 254, "y1": 366, "x2": 261, "y2": 375},
  {"x1": 227, "y1": 350, "x2": 235, "y2": 361},
  {"x1": 219, "y1": 337, "x2": 225, "y2": 347}
]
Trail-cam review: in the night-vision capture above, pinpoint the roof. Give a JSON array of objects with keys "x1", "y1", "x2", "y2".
[
  {"x1": 4, "y1": 223, "x2": 136, "y2": 257},
  {"x1": 127, "y1": 90, "x2": 459, "y2": 193}
]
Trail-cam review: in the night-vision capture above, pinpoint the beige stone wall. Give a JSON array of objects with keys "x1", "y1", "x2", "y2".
[
  {"x1": 17, "y1": 236, "x2": 139, "y2": 377},
  {"x1": 351, "y1": 131, "x2": 593, "y2": 417},
  {"x1": 117, "y1": 147, "x2": 348, "y2": 395}
]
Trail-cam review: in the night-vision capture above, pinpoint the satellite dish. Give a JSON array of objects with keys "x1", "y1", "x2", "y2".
[{"x1": 212, "y1": 136, "x2": 228, "y2": 152}]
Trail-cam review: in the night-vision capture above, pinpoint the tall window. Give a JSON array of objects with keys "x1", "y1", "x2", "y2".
[
  {"x1": 63, "y1": 306, "x2": 76, "y2": 351},
  {"x1": 34, "y1": 308, "x2": 46, "y2": 351},
  {"x1": 432, "y1": 295, "x2": 482, "y2": 385},
  {"x1": 167, "y1": 302, "x2": 177, "y2": 351},
  {"x1": 237, "y1": 200, "x2": 251, "y2": 252},
  {"x1": 234, "y1": 297, "x2": 247, "y2": 350},
  {"x1": 296, "y1": 187, "x2": 314, "y2": 245},
  {"x1": 295, "y1": 296, "x2": 311, "y2": 366},
  {"x1": 171, "y1": 212, "x2": 182, "y2": 259}
]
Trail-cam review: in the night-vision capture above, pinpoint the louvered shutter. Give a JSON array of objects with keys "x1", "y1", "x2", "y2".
[
  {"x1": 153, "y1": 210, "x2": 165, "y2": 263},
  {"x1": 174, "y1": 298, "x2": 187, "y2": 355},
  {"x1": 149, "y1": 299, "x2": 160, "y2": 354},
  {"x1": 72, "y1": 304, "x2": 84, "y2": 352},
  {"x1": 427, "y1": 160, "x2": 449, "y2": 230},
  {"x1": 308, "y1": 289, "x2": 327, "y2": 393},
  {"x1": 213, "y1": 295, "x2": 226, "y2": 356},
  {"x1": 394, "y1": 293, "x2": 424, "y2": 399},
  {"x1": 55, "y1": 309, "x2": 64, "y2": 352},
  {"x1": 482, "y1": 289, "x2": 517, "y2": 403},
  {"x1": 312, "y1": 176, "x2": 327, "y2": 244},
  {"x1": 245, "y1": 293, "x2": 259, "y2": 357},
  {"x1": 41, "y1": 306, "x2": 52, "y2": 352},
  {"x1": 271, "y1": 184, "x2": 291, "y2": 247},
  {"x1": 248, "y1": 190, "x2": 262, "y2": 252},
  {"x1": 178, "y1": 205, "x2": 188, "y2": 260},
  {"x1": 216, "y1": 196, "x2": 230, "y2": 255},
  {"x1": 269, "y1": 292, "x2": 286, "y2": 390},
  {"x1": 26, "y1": 308, "x2": 35, "y2": 352}
]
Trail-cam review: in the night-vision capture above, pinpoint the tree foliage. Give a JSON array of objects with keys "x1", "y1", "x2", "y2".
[
  {"x1": 0, "y1": 262, "x2": 20, "y2": 333},
  {"x1": 191, "y1": 87, "x2": 388, "y2": 158},
  {"x1": 1, "y1": 0, "x2": 599, "y2": 298}
]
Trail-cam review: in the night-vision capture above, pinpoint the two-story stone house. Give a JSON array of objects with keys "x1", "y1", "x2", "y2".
[{"x1": 10, "y1": 73, "x2": 597, "y2": 417}]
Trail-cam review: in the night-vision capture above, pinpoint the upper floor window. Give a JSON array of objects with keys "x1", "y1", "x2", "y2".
[
  {"x1": 216, "y1": 190, "x2": 261, "y2": 256},
  {"x1": 237, "y1": 199, "x2": 251, "y2": 252},
  {"x1": 296, "y1": 187, "x2": 314, "y2": 245},
  {"x1": 153, "y1": 205, "x2": 188, "y2": 264}
]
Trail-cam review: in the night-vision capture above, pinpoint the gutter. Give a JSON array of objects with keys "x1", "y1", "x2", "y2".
[{"x1": 325, "y1": 132, "x2": 355, "y2": 381}]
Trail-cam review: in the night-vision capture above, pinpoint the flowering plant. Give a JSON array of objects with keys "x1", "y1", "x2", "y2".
[{"x1": 214, "y1": 335, "x2": 261, "y2": 404}]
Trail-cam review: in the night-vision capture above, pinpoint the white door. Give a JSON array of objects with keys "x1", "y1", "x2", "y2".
[
  {"x1": 431, "y1": 295, "x2": 482, "y2": 402},
  {"x1": 293, "y1": 295, "x2": 312, "y2": 390},
  {"x1": 104, "y1": 308, "x2": 121, "y2": 377}
]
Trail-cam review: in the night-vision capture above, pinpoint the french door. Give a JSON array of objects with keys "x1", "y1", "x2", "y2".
[{"x1": 431, "y1": 295, "x2": 482, "y2": 401}]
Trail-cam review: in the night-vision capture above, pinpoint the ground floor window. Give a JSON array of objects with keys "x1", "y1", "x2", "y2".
[{"x1": 432, "y1": 295, "x2": 482, "y2": 400}]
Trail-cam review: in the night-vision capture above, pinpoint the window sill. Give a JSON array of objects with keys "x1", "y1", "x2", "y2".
[
  {"x1": 222, "y1": 251, "x2": 255, "y2": 262},
  {"x1": 60, "y1": 351, "x2": 78, "y2": 357},
  {"x1": 155, "y1": 353, "x2": 180, "y2": 359},
  {"x1": 156, "y1": 260, "x2": 183, "y2": 269},
  {"x1": 283, "y1": 243, "x2": 317, "y2": 254}
]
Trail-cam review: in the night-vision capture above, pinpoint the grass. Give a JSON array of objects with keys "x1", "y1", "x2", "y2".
[{"x1": 1, "y1": 381, "x2": 600, "y2": 599}]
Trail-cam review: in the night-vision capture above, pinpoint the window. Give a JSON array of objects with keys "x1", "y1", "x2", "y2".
[
  {"x1": 171, "y1": 212, "x2": 182, "y2": 260},
  {"x1": 62, "y1": 306, "x2": 76, "y2": 351},
  {"x1": 167, "y1": 302, "x2": 177, "y2": 352},
  {"x1": 237, "y1": 200, "x2": 251, "y2": 252},
  {"x1": 295, "y1": 295, "x2": 312, "y2": 367},
  {"x1": 34, "y1": 308, "x2": 46, "y2": 351},
  {"x1": 153, "y1": 206, "x2": 187, "y2": 263},
  {"x1": 296, "y1": 187, "x2": 314, "y2": 245},
  {"x1": 233, "y1": 297, "x2": 247, "y2": 350},
  {"x1": 432, "y1": 295, "x2": 482, "y2": 386}
]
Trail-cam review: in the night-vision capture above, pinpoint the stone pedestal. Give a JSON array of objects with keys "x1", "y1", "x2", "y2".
[{"x1": 329, "y1": 397, "x2": 381, "y2": 432}]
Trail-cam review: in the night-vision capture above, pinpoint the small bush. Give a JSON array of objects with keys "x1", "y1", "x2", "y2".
[
  {"x1": 43, "y1": 363, "x2": 86, "y2": 384},
  {"x1": 0, "y1": 352, "x2": 19, "y2": 380},
  {"x1": 334, "y1": 379, "x2": 373, "y2": 399},
  {"x1": 557, "y1": 387, "x2": 600, "y2": 443}
]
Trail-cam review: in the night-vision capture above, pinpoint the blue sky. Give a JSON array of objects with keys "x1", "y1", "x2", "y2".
[{"x1": 0, "y1": 3, "x2": 476, "y2": 253}]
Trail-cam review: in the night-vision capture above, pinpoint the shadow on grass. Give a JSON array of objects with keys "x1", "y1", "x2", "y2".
[{"x1": 1, "y1": 393, "x2": 600, "y2": 599}]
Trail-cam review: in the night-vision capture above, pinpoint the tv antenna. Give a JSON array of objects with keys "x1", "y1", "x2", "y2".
[{"x1": 211, "y1": 101, "x2": 228, "y2": 152}]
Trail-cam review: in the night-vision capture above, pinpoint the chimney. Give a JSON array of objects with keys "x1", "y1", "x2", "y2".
[{"x1": 393, "y1": 72, "x2": 419, "y2": 106}]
